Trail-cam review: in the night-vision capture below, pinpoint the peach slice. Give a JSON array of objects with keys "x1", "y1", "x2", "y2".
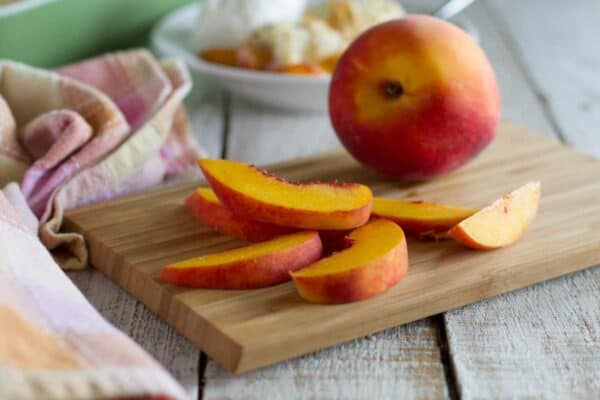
[
  {"x1": 199, "y1": 48, "x2": 238, "y2": 67},
  {"x1": 274, "y1": 63, "x2": 326, "y2": 76},
  {"x1": 372, "y1": 197, "x2": 476, "y2": 234},
  {"x1": 235, "y1": 44, "x2": 272, "y2": 70},
  {"x1": 185, "y1": 188, "x2": 293, "y2": 241},
  {"x1": 318, "y1": 53, "x2": 341, "y2": 73},
  {"x1": 199, "y1": 159, "x2": 372, "y2": 230},
  {"x1": 160, "y1": 231, "x2": 322, "y2": 289},
  {"x1": 449, "y1": 182, "x2": 541, "y2": 249},
  {"x1": 291, "y1": 219, "x2": 408, "y2": 304}
]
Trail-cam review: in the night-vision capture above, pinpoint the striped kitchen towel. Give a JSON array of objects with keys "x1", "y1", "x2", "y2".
[
  {"x1": 0, "y1": 187, "x2": 187, "y2": 399},
  {"x1": 0, "y1": 49, "x2": 204, "y2": 269}
]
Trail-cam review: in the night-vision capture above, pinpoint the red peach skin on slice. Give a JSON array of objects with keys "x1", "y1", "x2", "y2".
[
  {"x1": 185, "y1": 188, "x2": 294, "y2": 241},
  {"x1": 160, "y1": 231, "x2": 322, "y2": 289}
]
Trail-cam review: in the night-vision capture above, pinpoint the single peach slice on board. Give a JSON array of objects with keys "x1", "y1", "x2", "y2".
[
  {"x1": 160, "y1": 231, "x2": 322, "y2": 289},
  {"x1": 291, "y1": 219, "x2": 408, "y2": 304},
  {"x1": 449, "y1": 182, "x2": 541, "y2": 249},
  {"x1": 185, "y1": 188, "x2": 294, "y2": 241},
  {"x1": 372, "y1": 197, "x2": 476, "y2": 234},
  {"x1": 198, "y1": 159, "x2": 372, "y2": 230}
]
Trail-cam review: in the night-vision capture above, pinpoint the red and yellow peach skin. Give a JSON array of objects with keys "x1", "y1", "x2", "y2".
[
  {"x1": 329, "y1": 15, "x2": 500, "y2": 179},
  {"x1": 185, "y1": 188, "x2": 294, "y2": 241}
]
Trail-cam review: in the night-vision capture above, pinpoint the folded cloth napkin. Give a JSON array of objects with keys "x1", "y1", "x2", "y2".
[
  {"x1": 0, "y1": 190, "x2": 187, "y2": 399},
  {"x1": 0, "y1": 49, "x2": 203, "y2": 269}
]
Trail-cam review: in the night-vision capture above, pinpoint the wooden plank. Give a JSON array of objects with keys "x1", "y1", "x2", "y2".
[
  {"x1": 486, "y1": 0, "x2": 600, "y2": 152},
  {"x1": 64, "y1": 123, "x2": 600, "y2": 376},
  {"x1": 441, "y1": 1, "x2": 600, "y2": 398},
  {"x1": 186, "y1": 91, "x2": 226, "y2": 158},
  {"x1": 204, "y1": 319, "x2": 448, "y2": 400},
  {"x1": 205, "y1": 96, "x2": 447, "y2": 398},
  {"x1": 463, "y1": 1, "x2": 554, "y2": 136},
  {"x1": 67, "y1": 93, "x2": 225, "y2": 397},
  {"x1": 444, "y1": 266, "x2": 600, "y2": 398},
  {"x1": 226, "y1": 97, "x2": 342, "y2": 164}
]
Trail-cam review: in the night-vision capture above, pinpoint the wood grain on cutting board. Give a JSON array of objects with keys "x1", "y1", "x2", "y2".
[{"x1": 64, "y1": 122, "x2": 600, "y2": 373}]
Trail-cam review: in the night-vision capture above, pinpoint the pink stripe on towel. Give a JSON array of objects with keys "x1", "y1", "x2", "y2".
[{"x1": 0, "y1": 49, "x2": 204, "y2": 269}]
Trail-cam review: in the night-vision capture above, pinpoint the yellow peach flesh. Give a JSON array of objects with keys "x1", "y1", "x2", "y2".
[
  {"x1": 373, "y1": 198, "x2": 474, "y2": 221},
  {"x1": 372, "y1": 198, "x2": 476, "y2": 233},
  {"x1": 200, "y1": 159, "x2": 371, "y2": 212},
  {"x1": 196, "y1": 187, "x2": 220, "y2": 203},
  {"x1": 292, "y1": 219, "x2": 404, "y2": 277},
  {"x1": 449, "y1": 182, "x2": 541, "y2": 249}
]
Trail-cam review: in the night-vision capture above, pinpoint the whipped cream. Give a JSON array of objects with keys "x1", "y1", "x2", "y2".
[
  {"x1": 251, "y1": 18, "x2": 347, "y2": 66},
  {"x1": 192, "y1": 0, "x2": 307, "y2": 50},
  {"x1": 249, "y1": 0, "x2": 405, "y2": 67}
]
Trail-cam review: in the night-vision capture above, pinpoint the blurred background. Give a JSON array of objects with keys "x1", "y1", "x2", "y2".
[
  {"x1": 0, "y1": 0, "x2": 192, "y2": 67},
  {"x1": 2, "y1": 0, "x2": 595, "y2": 151}
]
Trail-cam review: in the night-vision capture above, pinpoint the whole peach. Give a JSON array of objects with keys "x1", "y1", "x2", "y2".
[{"x1": 329, "y1": 15, "x2": 500, "y2": 179}]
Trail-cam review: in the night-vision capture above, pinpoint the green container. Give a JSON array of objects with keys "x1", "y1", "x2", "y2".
[{"x1": 0, "y1": 0, "x2": 194, "y2": 68}]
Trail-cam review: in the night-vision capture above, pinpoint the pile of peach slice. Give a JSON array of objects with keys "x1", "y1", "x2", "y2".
[{"x1": 160, "y1": 159, "x2": 541, "y2": 304}]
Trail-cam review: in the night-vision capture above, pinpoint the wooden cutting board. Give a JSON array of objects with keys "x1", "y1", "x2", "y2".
[{"x1": 64, "y1": 122, "x2": 600, "y2": 373}]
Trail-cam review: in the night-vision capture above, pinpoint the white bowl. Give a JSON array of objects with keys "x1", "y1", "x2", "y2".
[
  {"x1": 151, "y1": 2, "x2": 479, "y2": 113},
  {"x1": 151, "y1": 3, "x2": 330, "y2": 112}
]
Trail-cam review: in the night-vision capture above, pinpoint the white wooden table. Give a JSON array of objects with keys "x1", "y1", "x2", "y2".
[{"x1": 68, "y1": 1, "x2": 600, "y2": 398}]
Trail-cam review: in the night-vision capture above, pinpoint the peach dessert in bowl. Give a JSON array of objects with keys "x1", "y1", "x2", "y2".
[
  {"x1": 152, "y1": 0, "x2": 406, "y2": 110},
  {"x1": 197, "y1": 0, "x2": 406, "y2": 76}
]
